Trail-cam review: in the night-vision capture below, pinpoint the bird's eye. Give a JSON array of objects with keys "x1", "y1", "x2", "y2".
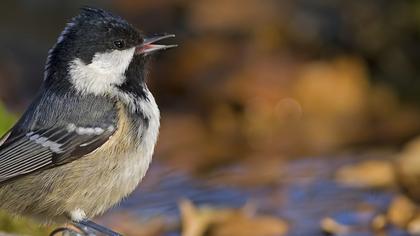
[{"x1": 114, "y1": 40, "x2": 125, "y2": 49}]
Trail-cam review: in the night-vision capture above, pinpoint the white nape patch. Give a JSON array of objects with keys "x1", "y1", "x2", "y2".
[
  {"x1": 69, "y1": 208, "x2": 86, "y2": 222},
  {"x1": 69, "y1": 47, "x2": 135, "y2": 95},
  {"x1": 26, "y1": 132, "x2": 63, "y2": 153}
]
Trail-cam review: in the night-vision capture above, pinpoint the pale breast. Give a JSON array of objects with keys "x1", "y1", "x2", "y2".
[
  {"x1": 100, "y1": 92, "x2": 160, "y2": 198},
  {"x1": 54, "y1": 90, "x2": 160, "y2": 217},
  {"x1": 79, "y1": 90, "x2": 160, "y2": 214}
]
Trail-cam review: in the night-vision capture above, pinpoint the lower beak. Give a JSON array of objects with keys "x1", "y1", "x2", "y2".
[{"x1": 136, "y1": 34, "x2": 177, "y2": 55}]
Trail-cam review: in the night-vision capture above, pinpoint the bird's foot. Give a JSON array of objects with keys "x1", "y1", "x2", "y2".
[
  {"x1": 50, "y1": 219, "x2": 121, "y2": 236},
  {"x1": 72, "y1": 219, "x2": 122, "y2": 236},
  {"x1": 49, "y1": 225, "x2": 95, "y2": 236}
]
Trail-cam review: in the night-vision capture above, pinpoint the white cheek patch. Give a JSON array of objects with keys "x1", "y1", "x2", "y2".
[
  {"x1": 90, "y1": 47, "x2": 135, "y2": 74},
  {"x1": 68, "y1": 47, "x2": 135, "y2": 95}
]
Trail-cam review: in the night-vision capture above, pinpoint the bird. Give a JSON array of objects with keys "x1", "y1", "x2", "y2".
[{"x1": 0, "y1": 7, "x2": 176, "y2": 236}]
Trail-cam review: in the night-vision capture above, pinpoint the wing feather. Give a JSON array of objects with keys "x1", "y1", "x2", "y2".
[
  {"x1": 0, "y1": 124, "x2": 115, "y2": 183},
  {"x1": 0, "y1": 131, "x2": 10, "y2": 146}
]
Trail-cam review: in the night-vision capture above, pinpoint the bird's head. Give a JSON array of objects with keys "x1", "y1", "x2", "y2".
[{"x1": 44, "y1": 7, "x2": 176, "y2": 96}]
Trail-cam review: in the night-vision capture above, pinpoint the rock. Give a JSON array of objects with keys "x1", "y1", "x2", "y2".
[
  {"x1": 179, "y1": 199, "x2": 288, "y2": 236},
  {"x1": 371, "y1": 214, "x2": 387, "y2": 232},
  {"x1": 335, "y1": 160, "x2": 395, "y2": 188},
  {"x1": 396, "y1": 137, "x2": 420, "y2": 202},
  {"x1": 387, "y1": 195, "x2": 417, "y2": 228},
  {"x1": 320, "y1": 217, "x2": 350, "y2": 235},
  {"x1": 180, "y1": 199, "x2": 217, "y2": 236},
  {"x1": 407, "y1": 214, "x2": 420, "y2": 235},
  {"x1": 213, "y1": 214, "x2": 288, "y2": 236}
]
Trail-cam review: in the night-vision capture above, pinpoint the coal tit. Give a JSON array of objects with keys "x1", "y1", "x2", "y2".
[{"x1": 0, "y1": 7, "x2": 176, "y2": 236}]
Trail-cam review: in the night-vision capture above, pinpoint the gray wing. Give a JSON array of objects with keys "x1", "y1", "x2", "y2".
[
  {"x1": 0, "y1": 86, "x2": 119, "y2": 183},
  {"x1": 0, "y1": 124, "x2": 115, "y2": 183}
]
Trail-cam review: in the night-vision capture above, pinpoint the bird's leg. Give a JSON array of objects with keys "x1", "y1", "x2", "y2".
[
  {"x1": 68, "y1": 209, "x2": 122, "y2": 236},
  {"x1": 72, "y1": 219, "x2": 122, "y2": 236}
]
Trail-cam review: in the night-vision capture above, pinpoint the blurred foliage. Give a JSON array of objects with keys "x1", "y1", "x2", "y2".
[
  {"x1": 0, "y1": 103, "x2": 15, "y2": 134},
  {"x1": 0, "y1": 210, "x2": 51, "y2": 236}
]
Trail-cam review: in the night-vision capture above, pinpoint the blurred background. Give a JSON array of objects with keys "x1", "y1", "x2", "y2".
[{"x1": 0, "y1": 0, "x2": 420, "y2": 235}]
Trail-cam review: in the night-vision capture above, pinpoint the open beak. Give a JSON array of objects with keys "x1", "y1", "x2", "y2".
[{"x1": 136, "y1": 34, "x2": 177, "y2": 55}]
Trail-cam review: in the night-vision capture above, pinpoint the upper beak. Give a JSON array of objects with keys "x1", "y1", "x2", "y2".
[{"x1": 136, "y1": 34, "x2": 177, "y2": 55}]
